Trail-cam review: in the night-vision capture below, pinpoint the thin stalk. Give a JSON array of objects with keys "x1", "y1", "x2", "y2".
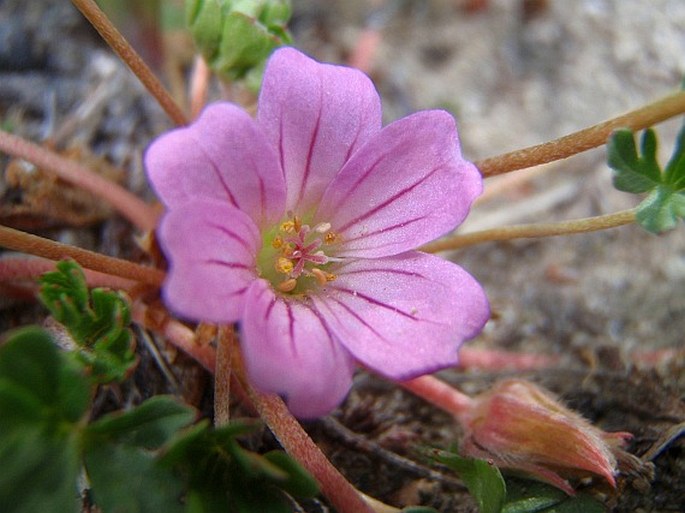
[
  {"x1": 0, "y1": 225, "x2": 164, "y2": 286},
  {"x1": 400, "y1": 375, "x2": 475, "y2": 424},
  {"x1": 476, "y1": 90, "x2": 685, "y2": 176},
  {"x1": 422, "y1": 208, "x2": 637, "y2": 253},
  {"x1": 131, "y1": 303, "x2": 216, "y2": 372},
  {"x1": 230, "y1": 342, "x2": 374, "y2": 513},
  {"x1": 71, "y1": 0, "x2": 188, "y2": 126},
  {"x1": 214, "y1": 327, "x2": 234, "y2": 426},
  {"x1": 0, "y1": 129, "x2": 159, "y2": 232},
  {"x1": 0, "y1": 256, "x2": 135, "y2": 290}
]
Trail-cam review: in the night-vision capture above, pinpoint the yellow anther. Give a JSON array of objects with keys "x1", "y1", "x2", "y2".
[
  {"x1": 324, "y1": 231, "x2": 339, "y2": 244},
  {"x1": 271, "y1": 235, "x2": 284, "y2": 249},
  {"x1": 281, "y1": 243, "x2": 294, "y2": 257},
  {"x1": 310, "y1": 268, "x2": 328, "y2": 286},
  {"x1": 280, "y1": 220, "x2": 296, "y2": 233},
  {"x1": 325, "y1": 272, "x2": 336, "y2": 282},
  {"x1": 275, "y1": 257, "x2": 294, "y2": 274},
  {"x1": 277, "y1": 278, "x2": 298, "y2": 292},
  {"x1": 293, "y1": 215, "x2": 302, "y2": 232}
]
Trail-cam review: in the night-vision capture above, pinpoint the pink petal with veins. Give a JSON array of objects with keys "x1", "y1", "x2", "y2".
[
  {"x1": 258, "y1": 47, "x2": 382, "y2": 214},
  {"x1": 146, "y1": 103, "x2": 285, "y2": 227},
  {"x1": 241, "y1": 279, "x2": 356, "y2": 418},
  {"x1": 159, "y1": 200, "x2": 260, "y2": 323},
  {"x1": 312, "y1": 251, "x2": 489, "y2": 379},
  {"x1": 316, "y1": 111, "x2": 482, "y2": 258}
]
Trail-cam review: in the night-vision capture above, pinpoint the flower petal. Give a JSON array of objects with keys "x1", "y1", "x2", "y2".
[
  {"x1": 145, "y1": 102, "x2": 285, "y2": 227},
  {"x1": 257, "y1": 47, "x2": 382, "y2": 214},
  {"x1": 241, "y1": 279, "x2": 356, "y2": 418},
  {"x1": 316, "y1": 111, "x2": 482, "y2": 258},
  {"x1": 312, "y1": 252, "x2": 489, "y2": 380},
  {"x1": 158, "y1": 200, "x2": 260, "y2": 323}
]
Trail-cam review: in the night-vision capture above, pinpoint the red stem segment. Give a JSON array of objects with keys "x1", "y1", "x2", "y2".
[
  {"x1": 0, "y1": 225, "x2": 164, "y2": 286},
  {"x1": 400, "y1": 375, "x2": 475, "y2": 424},
  {"x1": 0, "y1": 129, "x2": 159, "y2": 232}
]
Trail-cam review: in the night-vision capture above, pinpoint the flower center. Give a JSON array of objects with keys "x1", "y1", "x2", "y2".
[{"x1": 258, "y1": 215, "x2": 341, "y2": 294}]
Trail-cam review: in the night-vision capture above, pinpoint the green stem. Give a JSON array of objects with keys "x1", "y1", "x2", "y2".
[
  {"x1": 0, "y1": 225, "x2": 164, "y2": 286},
  {"x1": 476, "y1": 90, "x2": 685, "y2": 176},
  {"x1": 422, "y1": 208, "x2": 637, "y2": 253},
  {"x1": 70, "y1": 0, "x2": 188, "y2": 126},
  {"x1": 0, "y1": 129, "x2": 159, "y2": 232}
]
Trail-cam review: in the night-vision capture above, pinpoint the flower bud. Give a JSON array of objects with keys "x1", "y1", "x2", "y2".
[
  {"x1": 460, "y1": 379, "x2": 632, "y2": 494},
  {"x1": 186, "y1": 0, "x2": 292, "y2": 83}
]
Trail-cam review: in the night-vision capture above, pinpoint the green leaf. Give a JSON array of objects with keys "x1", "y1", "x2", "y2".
[
  {"x1": 186, "y1": 0, "x2": 292, "y2": 84},
  {"x1": 432, "y1": 450, "x2": 506, "y2": 513},
  {"x1": 262, "y1": 450, "x2": 320, "y2": 498},
  {"x1": 86, "y1": 396, "x2": 196, "y2": 449},
  {"x1": 607, "y1": 126, "x2": 685, "y2": 233},
  {"x1": 84, "y1": 441, "x2": 186, "y2": 513},
  {"x1": 160, "y1": 420, "x2": 318, "y2": 512},
  {"x1": 664, "y1": 122, "x2": 685, "y2": 187},
  {"x1": 38, "y1": 260, "x2": 137, "y2": 383},
  {"x1": 607, "y1": 129, "x2": 661, "y2": 193},
  {"x1": 502, "y1": 478, "x2": 606, "y2": 513},
  {"x1": 635, "y1": 186, "x2": 685, "y2": 233},
  {"x1": 83, "y1": 397, "x2": 197, "y2": 513},
  {"x1": 0, "y1": 328, "x2": 90, "y2": 513}
]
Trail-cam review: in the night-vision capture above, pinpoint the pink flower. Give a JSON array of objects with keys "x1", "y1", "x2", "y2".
[{"x1": 145, "y1": 48, "x2": 489, "y2": 418}]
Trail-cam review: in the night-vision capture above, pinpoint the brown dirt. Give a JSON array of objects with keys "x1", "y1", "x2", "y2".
[{"x1": 1, "y1": 1, "x2": 683, "y2": 512}]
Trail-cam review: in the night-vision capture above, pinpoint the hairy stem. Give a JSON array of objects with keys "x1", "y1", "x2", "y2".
[
  {"x1": 0, "y1": 129, "x2": 159, "y2": 232},
  {"x1": 0, "y1": 225, "x2": 164, "y2": 286},
  {"x1": 229, "y1": 343, "x2": 374, "y2": 513},
  {"x1": 214, "y1": 327, "x2": 234, "y2": 426},
  {"x1": 422, "y1": 208, "x2": 637, "y2": 253},
  {"x1": 476, "y1": 90, "x2": 685, "y2": 176},
  {"x1": 131, "y1": 303, "x2": 216, "y2": 372},
  {"x1": 400, "y1": 375, "x2": 475, "y2": 424},
  {"x1": 71, "y1": 0, "x2": 188, "y2": 126},
  {"x1": 0, "y1": 256, "x2": 135, "y2": 290}
]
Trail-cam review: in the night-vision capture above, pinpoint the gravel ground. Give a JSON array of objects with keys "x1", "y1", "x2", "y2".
[{"x1": 0, "y1": 1, "x2": 683, "y2": 511}]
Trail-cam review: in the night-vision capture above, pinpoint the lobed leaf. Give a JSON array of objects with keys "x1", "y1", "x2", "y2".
[
  {"x1": 38, "y1": 260, "x2": 137, "y2": 383},
  {"x1": 0, "y1": 328, "x2": 90, "y2": 513},
  {"x1": 607, "y1": 125, "x2": 685, "y2": 233}
]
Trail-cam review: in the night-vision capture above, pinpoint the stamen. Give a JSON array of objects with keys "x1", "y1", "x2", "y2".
[
  {"x1": 277, "y1": 278, "x2": 298, "y2": 292},
  {"x1": 310, "y1": 268, "x2": 328, "y2": 286},
  {"x1": 280, "y1": 220, "x2": 296, "y2": 233},
  {"x1": 275, "y1": 256, "x2": 294, "y2": 274},
  {"x1": 272, "y1": 235, "x2": 284, "y2": 249},
  {"x1": 324, "y1": 231, "x2": 339, "y2": 244}
]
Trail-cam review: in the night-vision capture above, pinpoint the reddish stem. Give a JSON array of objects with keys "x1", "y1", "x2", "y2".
[
  {"x1": 0, "y1": 225, "x2": 164, "y2": 286},
  {"x1": 0, "y1": 129, "x2": 159, "y2": 232},
  {"x1": 458, "y1": 347, "x2": 559, "y2": 370},
  {"x1": 130, "y1": 302, "x2": 216, "y2": 372},
  {"x1": 400, "y1": 375, "x2": 475, "y2": 424},
  {"x1": 244, "y1": 386, "x2": 375, "y2": 513},
  {"x1": 0, "y1": 256, "x2": 136, "y2": 290}
]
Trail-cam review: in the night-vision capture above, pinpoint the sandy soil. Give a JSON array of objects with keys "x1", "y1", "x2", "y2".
[{"x1": 0, "y1": 1, "x2": 683, "y2": 511}]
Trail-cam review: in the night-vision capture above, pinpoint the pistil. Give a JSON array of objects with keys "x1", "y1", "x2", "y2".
[{"x1": 269, "y1": 215, "x2": 340, "y2": 294}]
